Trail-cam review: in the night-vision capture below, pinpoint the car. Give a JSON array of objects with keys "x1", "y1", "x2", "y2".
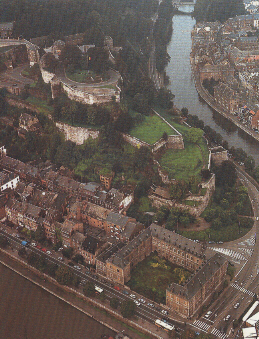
[
  {"x1": 234, "y1": 303, "x2": 240, "y2": 309},
  {"x1": 147, "y1": 303, "x2": 154, "y2": 307},
  {"x1": 31, "y1": 242, "x2": 36, "y2": 247},
  {"x1": 58, "y1": 247, "x2": 63, "y2": 251},
  {"x1": 130, "y1": 294, "x2": 136, "y2": 299},
  {"x1": 58, "y1": 257, "x2": 63, "y2": 261},
  {"x1": 46, "y1": 251, "x2": 51, "y2": 255},
  {"x1": 134, "y1": 300, "x2": 141, "y2": 306},
  {"x1": 161, "y1": 310, "x2": 168, "y2": 315},
  {"x1": 114, "y1": 286, "x2": 120, "y2": 291},
  {"x1": 41, "y1": 248, "x2": 47, "y2": 252},
  {"x1": 122, "y1": 290, "x2": 129, "y2": 295},
  {"x1": 36, "y1": 245, "x2": 41, "y2": 249},
  {"x1": 218, "y1": 241, "x2": 223, "y2": 244},
  {"x1": 63, "y1": 244, "x2": 68, "y2": 248},
  {"x1": 75, "y1": 266, "x2": 81, "y2": 270},
  {"x1": 205, "y1": 311, "x2": 212, "y2": 318},
  {"x1": 138, "y1": 298, "x2": 145, "y2": 303},
  {"x1": 224, "y1": 315, "x2": 231, "y2": 321}
]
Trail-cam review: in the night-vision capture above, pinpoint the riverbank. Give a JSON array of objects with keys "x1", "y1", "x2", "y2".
[
  {"x1": 0, "y1": 247, "x2": 165, "y2": 339},
  {"x1": 191, "y1": 61, "x2": 259, "y2": 143}
]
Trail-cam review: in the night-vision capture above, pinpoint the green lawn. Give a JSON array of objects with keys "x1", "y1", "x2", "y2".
[
  {"x1": 126, "y1": 253, "x2": 191, "y2": 304},
  {"x1": 66, "y1": 69, "x2": 91, "y2": 83},
  {"x1": 159, "y1": 139, "x2": 209, "y2": 181},
  {"x1": 26, "y1": 96, "x2": 54, "y2": 115},
  {"x1": 129, "y1": 114, "x2": 178, "y2": 145}
]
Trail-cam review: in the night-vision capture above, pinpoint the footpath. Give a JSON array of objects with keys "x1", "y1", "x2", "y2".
[{"x1": 0, "y1": 248, "x2": 167, "y2": 339}]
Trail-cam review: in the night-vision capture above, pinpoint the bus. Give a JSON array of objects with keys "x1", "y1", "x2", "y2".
[
  {"x1": 95, "y1": 285, "x2": 104, "y2": 294},
  {"x1": 155, "y1": 319, "x2": 174, "y2": 332}
]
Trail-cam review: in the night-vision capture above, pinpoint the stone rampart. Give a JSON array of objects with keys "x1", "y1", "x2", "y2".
[
  {"x1": 121, "y1": 133, "x2": 151, "y2": 148},
  {"x1": 41, "y1": 67, "x2": 55, "y2": 84},
  {"x1": 56, "y1": 122, "x2": 99, "y2": 145},
  {"x1": 167, "y1": 135, "x2": 184, "y2": 149}
]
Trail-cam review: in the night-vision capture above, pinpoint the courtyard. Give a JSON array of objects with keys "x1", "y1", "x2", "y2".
[{"x1": 126, "y1": 253, "x2": 191, "y2": 304}]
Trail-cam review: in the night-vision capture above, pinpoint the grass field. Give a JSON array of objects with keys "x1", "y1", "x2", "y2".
[
  {"x1": 66, "y1": 69, "x2": 91, "y2": 83},
  {"x1": 126, "y1": 253, "x2": 191, "y2": 304},
  {"x1": 159, "y1": 138, "x2": 209, "y2": 181},
  {"x1": 129, "y1": 113, "x2": 178, "y2": 145}
]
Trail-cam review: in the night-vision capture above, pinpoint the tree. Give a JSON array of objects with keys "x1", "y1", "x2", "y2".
[
  {"x1": 55, "y1": 266, "x2": 78, "y2": 286},
  {"x1": 0, "y1": 235, "x2": 9, "y2": 248},
  {"x1": 186, "y1": 128, "x2": 203, "y2": 144},
  {"x1": 121, "y1": 300, "x2": 136, "y2": 318},
  {"x1": 181, "y1": 107, "x2": 188, "y2": 117},
  {"x1": 62, "y1": 247, "x2": 74, "y2": 259},
  {"x1": 34, "y1": 225, "x2": 46, "y2": 244},
  {"x1": 83, "y1": 281, "x2": 96, "y2": 297},
  {"x1": 59, "y1": 45, "x2": 82, "y2": 69},
  {"x1": 42, "y1": 52, "x2": 58, "y2": 73},
  {"x1": 216, "y1": 160, "x2": 237, "y2": 187},
  {"x1": 18, "y1": 247, "x2": 27, "y2": 257},
  {"x1": 110, "y1": 297, "x2": 120, "y2": 309}
]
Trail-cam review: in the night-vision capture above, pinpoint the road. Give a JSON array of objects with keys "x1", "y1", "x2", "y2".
[
  {"x1": 190, "y1": 166, "x2": 259, "y2": 338},
  {"x1": 0, "y1": 227, "x2": 186, "y2": 338}
]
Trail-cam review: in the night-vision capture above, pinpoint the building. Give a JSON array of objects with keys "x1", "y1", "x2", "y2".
[
  {"x1": 214, "y1": 82, "x2": 240, "y2": 113},
  {"x1": 166, "y1": 253, "x2": 228, "y2": 318},
  {"x1": 0, "y1": 171, "x2": 19, "y2": 192},
  {"x1": 19, "y1": 113, "x2": 40, "y2": 134},
  {"x1": 0, "y1": 22, "x2": 13, "y2": 39},
  {"x1": 96, "y1": 224, "x2": 227, "y2": 318}
]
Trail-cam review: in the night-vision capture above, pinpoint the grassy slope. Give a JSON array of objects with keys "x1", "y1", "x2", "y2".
[{"x1": 129, "y1": 114, "x2": 178, "y2": 145}]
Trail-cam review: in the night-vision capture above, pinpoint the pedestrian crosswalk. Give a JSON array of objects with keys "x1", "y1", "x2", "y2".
[
  {"x1": 211, "y1": 247, "x2": 247, "y2": 261},
  {"x1": 193, "y1": 320, "x2": 210, "y2": 332},
  {"x1": 239, "y1": 235, "x2": 256, "y2": 247},
  {"x1": 231, "y1": 283, "x2": 256, "y2": 297},
  {"x1": 211, "y1": 327, "x2": 227, "y2": 339},
  {"x1": 239, "y1": 247, "x2": 253, "y2": 257}
]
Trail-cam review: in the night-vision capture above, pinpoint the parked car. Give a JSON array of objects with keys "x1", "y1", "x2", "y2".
[
  {"x1": 46, "y1": 251, "x2": 51, "y2": 255},
  {"x1": 234, "y1": 303, "x2": 240, "y2": 309},
  {"x1": 224, "y1": 315, "x2": 231, "y2": 321},
  {"x1": 41, "y1": 248, "x2": 47, "y2": 252},
  {"x1": 205, "y1": 311, "x2": 212, "y2": 318},
  {"x1": 122, "y1": 290, "x2": 129, "y2": 295},
  {"x1": 161, "y1": 310, "x2": 168, "y2": 315},
  {"x1": 134, "y1": 300, "x2": 140, "y2": 306},
  {"x1": 58, "y1": 257, "x2": 63, "y2": 261},
  {"x1": 114, "y1": 286, "x2": 120, "y2": 291},
  {"x1": 31, "y1": 242, "x2": 36, "y2": 247},
  {"x1": 36, "y1": 245, "x2": 41, "y2": 249},
  {"x1": 147, "y1": 303, "x2": 154, "y2": 307},
  {"x1": 130, "y1": 294, "x2": 136, "y2": 299}
]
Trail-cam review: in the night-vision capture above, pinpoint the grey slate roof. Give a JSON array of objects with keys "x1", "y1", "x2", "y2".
[{"x1": 167, "y1": 253, "x2": 227, "y2": 300}]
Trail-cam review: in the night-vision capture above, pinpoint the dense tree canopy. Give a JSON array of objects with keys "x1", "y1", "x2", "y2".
[{"x1": 193, "y1": 0, "x2": 246, "y2": 23}]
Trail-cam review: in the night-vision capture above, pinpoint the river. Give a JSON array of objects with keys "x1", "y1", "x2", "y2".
[
  {"x1": 166, "y1": 7, "x2": 259, "y2": 164},
  {"x1": 0, "y1": 263, "x2": 116, "y2": 339}
]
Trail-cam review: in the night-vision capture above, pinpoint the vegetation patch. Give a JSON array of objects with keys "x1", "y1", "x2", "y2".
[
  {"x1": 129, "y1": 113, "x2": 177, "y2": 145},
  {"x1": 184, "y1": 200, "x2": 200, "y2": 207},
  {"x1": 126, "y1": 253, "x2": 191, "y2": 304},
  {"x1": 159, "y1": 141, "x2": 207, "y2": 181},
  {"x1": 26, "y1": 97, "x2": 54, "y2": 115}
]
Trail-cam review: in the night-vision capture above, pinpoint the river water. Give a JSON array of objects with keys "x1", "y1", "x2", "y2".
[
  {"x1": 0, "y1": 263, "x2": 116, "y2": 339},
  {"x1": 166, "y1": 7, "x2": 259, "y2": 163}
]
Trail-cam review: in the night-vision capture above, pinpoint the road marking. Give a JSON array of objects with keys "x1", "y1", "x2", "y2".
[
  {"x1": 231, "y1": 283, "x2": 256, "y2": 297},
  {"x1": 192, "y1": 320, "x2": 210, "y2": 332},
  {"x1": 211, "y1": 327, "x2": 228, "y2": 339},
  {"x1": 210, "y1": 247, "x2": 247, "y2": 261}
]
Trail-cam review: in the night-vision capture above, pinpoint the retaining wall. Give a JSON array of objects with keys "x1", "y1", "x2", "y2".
[{"x1": 56, "y1": 122, "x2": 99, "y2": 145}]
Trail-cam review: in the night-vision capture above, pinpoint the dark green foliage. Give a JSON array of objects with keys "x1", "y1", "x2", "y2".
[
  {"x1": 215, "y1": 160, "x2": 237, "y2": 187},
  {"x1": 55, "y1": 266, "x2": 80, "y2": 287},
  {"x1": 227, "y1": 265, "x2": 235, "y2": 280},
  {"x1": 72, "y1": 254, "x2": 85, "y2": 265},
  {"x1": 62, "y1": 247, "x2": 74, "y2": 259},
  {"x1": 34, "y1": 225, "x2": 46, "y2": 244},
  {"x1": 110, "y1": 297, "x2": 120, "y2": 309},
  {"x1": 18, "y1": 247, "x2": 27, "y2": 257},
  {"x1": 193, "y1": 0, "x2": 245, "y2": 23},
  {"x1": 83, "y1": 281, "x2": 96, "y2": 297},
  {"x1": 0, "y1": 235, "x2": 9, "y2": 248},
  {"x1": 121, "y1": 300, "x2": 136, "y2": 318}
]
